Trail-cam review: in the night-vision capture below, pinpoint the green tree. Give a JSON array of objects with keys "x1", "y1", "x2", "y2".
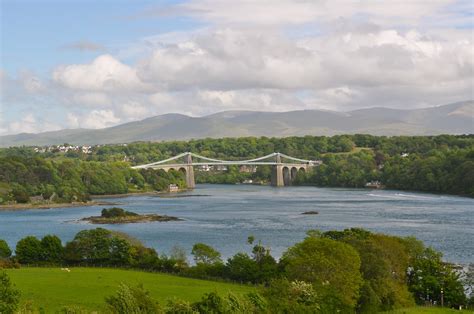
[
  {"x1": 281, "y1": 235, "x2": 362, "y2": 311},
  {"x1": 64, "y1": 228, "x2": 113, "y2": 265},
  {"x1": 191, "y1": 243, "x2": 222, "y2": 265},
  {"x1": 407, "y1": 247, "x2": 466, "y2": 307},
  {"x1": 263, "y1": 279, "x2": 320, "y2": 314},
  {"x1": 105, "y1": 283, "x2": 161, "y2": 314},
  {"x1": 40, "y1": 234, "x2": 64, "y2": 264},
  {"x1": 0, "y1": 240, "x2": 12, "y2": 258},
  {"x1": 0, "y1": 271, "x2": 21, "y2": 314},
  {"x1": 15, "y1": 236, "x2": 42, "y2": 264},
  {"x1": 225, "y1": 253, "x2": 258, "y2": 283}
]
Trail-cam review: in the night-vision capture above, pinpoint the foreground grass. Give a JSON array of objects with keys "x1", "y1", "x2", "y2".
[
  {"x1": 6, "y1": 267, "x2": 255, "y2": 312},
  {"x1": 384, "y1": 306, "x2": 474, "y2": 313}
]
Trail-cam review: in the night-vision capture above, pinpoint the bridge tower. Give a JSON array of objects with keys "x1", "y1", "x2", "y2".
[
  {"x1": 185, "y1": 152, "x2": 195, "y2": 189},
  {"x1": 271, "y1": 153, "x2": 284, "y2": 187}
]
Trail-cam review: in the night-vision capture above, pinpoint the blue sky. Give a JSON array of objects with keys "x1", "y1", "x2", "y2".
[
  {"x1": 2, "y1": 0, "x2": 201, "y2": 74},
  {"x1": 1, "y1": 0, "x2": 472, "y2": 135}
]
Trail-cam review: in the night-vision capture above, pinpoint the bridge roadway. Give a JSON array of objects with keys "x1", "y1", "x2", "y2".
[{"x1": 132, "y1": 152, "x2": 318, "y2": 188}]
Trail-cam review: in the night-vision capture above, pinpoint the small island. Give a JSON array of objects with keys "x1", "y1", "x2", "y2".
[
  {"x1": 81, "y1": 207, "x2": 181, "y2": 224},
  {"x1": 301, "y1": 211, "x2": 319, "y2": 215}
]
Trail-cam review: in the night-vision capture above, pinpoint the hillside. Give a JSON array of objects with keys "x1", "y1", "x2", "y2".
[
  {"x1": 1, "y1": 101, "x2": 472, "y2": 147},
  {"x1": 6, "y1": 267, "x2": 254, "y2": 312}
]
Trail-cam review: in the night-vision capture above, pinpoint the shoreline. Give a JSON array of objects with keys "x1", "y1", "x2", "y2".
[
  {"x1": 0, "y1": 189, "x2": 190, "y2": 211},
  {"x1": 89, "y1": 190, "x2": 167, "y2": 199},
  {"x1": 0, "y1": 200, "x2": 120, "y2": 211}
]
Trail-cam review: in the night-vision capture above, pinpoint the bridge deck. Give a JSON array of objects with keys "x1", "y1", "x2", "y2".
[{"x1": 132, "y1": 162, "x2": 313, "y2": 169}]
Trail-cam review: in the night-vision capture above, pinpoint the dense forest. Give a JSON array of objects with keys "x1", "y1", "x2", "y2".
[
  {"x1": 0, "y1": 158, "x2": 186, "y2": 204},
  {"x1": 0, "y1": 134, "x2": 473, "y2": 204},
  {"x1": 1, "y1": 228, "x2": 471, "y2": 312}
]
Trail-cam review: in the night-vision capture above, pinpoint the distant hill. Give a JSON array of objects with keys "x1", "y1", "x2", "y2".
[{"x1": 1, "y1": 101, "x2": 472, "y2": 147}]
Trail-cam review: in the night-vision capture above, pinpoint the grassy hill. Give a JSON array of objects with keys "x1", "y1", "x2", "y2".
[{"x1": 5, "y1": 267, "x2": 255, "y2": 312}]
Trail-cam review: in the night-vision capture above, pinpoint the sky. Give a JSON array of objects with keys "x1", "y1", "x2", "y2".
[{"x1": 0, "y1": 0, "x2": 473, "y2": 135}]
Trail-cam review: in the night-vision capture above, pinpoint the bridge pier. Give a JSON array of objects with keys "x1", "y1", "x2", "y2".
[
  {"x1": 185, "y1": 165, "x2": 195, "y2": 189},
  {"x1": 185, "y1": 153, "x2": 195, "y2": 189},
  {"x1": 271, "y1": 165, "x2": 284, "y2": 187}
]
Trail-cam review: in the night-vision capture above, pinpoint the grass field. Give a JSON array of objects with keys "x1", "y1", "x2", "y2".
[
  {"x1": 5, "y1": 267, "x2": 255, "y2": 312},
  {"x1": 384, "y1": 306, "x2": 473, "y2": 313}
]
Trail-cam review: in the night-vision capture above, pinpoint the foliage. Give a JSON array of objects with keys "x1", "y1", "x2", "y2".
[
  {"x1": 0, "y1": 271, "x2": 21, "y2": 314},
  {"x1": 0, "y1": 239, "x2": 12, "y2": 258},
  {"x1": 7, "y1": 227, "x2": 471, "y2": 312},
  {"x1": 407, "y1": 246, "x2": 466, "y2": 307},
  {"x1": 101, "y1": 207, "x2": 138, "y2": 218},
  {"x1": 0, "y1": 157, "x2": 183, "y2": 204},
  {"x1": 105, "y1": 283, "x2": 161, "y2": 314},
  {"x1": 1, "y1": 135, "x2": 473, "y2": 199},
  {"x1": 321, "y1": 228, "x2": 414, "y2": 312},
  {"x1": 15, "y1": 236, "x2": 43, "y2": 264},
  {"x1": 263, "y1": 279, "x2": 320, "y2": 314},
  {"x1": 191, "y1": 243, "x2": 222, "y2": 265},
  {"x1": 281, "y1": 235, "x2": 363, "y2": 311}
]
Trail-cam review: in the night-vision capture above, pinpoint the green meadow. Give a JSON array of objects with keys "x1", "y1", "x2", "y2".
[{"x1": 5, "y1": 267, "x2": 255, "y2": 312}]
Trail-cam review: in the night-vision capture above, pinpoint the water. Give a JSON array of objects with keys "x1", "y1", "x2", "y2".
[{"x1": 1, "y1": 184, "x2": 473, "y2": 264}]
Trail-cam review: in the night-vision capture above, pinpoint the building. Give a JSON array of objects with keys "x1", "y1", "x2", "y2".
[
  {"x1": 239, "y1": 165, "x2": 257, "y2": 173},
  {"x1": 213, "y1": 165, "x2": 228, "y2": 171},
  {"x1": 168, "y1": 184, "x2": 179, "y2": 192},
  {"x1": 197, "y1": 165, "x2": 212, "y2": 172}
]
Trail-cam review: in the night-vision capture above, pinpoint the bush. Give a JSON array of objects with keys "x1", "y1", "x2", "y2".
[
  {"x1": 101, "y1": 207, "x2": 138, "y2": 218},
  {"x1": 105, "y1": 283, "x2": 161, "y2": 314},
  {"x1": 0, "y1": 271, "x2": 21, "y2": 314}
]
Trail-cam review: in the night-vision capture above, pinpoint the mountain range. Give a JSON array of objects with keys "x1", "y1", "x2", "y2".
[{"x1": 1, "y1": 101, "x2": 472, "y2": 147}]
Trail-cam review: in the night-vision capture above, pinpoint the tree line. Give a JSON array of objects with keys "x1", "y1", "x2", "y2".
[
  {"x1": 0, "y1": 157, "x2": 186, "y2": 204},
  {"x1": 1, "y1": 134, "x2": 473, "y2": 201},
  {"x1": 1, "y1": 228, "x2": 471, "y2": 313}
]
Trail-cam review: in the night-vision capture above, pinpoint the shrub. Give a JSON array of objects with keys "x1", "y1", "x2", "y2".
[
  {"x1": 0, "y1": 271, "x2": 21, "y2": 314},
  {"x1": 105, "y1": 283, "x2": 161, "y2": 314}
]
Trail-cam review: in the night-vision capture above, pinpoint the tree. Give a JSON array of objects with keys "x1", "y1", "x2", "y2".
[
  {"x1": 322, "y1": 229, "x2": 414, "y2": 312},
  {"x1": 105, "y1": 283, "x2": 161, "y2": 314},
  {"x1": 225, "y1": 253, "x2": 258, "y2": 283},
  {"x1": 0, "y1": 240, "x2": 12, "y2": 258},
  {"x1": 40, "y1": 234, "x2": 64, "y2": 264},
  {"x1": 64, "y1": 228, "x2": 113, "y2": 265},
  {"x1": 191, "y1": 243, "x2": 222, "y2": 265},
  {"x1": 0, "y1": 271, "x2": 21, "y2": 314},
  {"x1": 263, "y1": 279, "x2": 320, "y2": 314},
  {"x1": 281, "y1": 236, "x2": 362, "y2": 311},
  {"x1": 192, "y1": 292, "x2": 225, "y2": 313},
  {"x1": 15, "y1": 236, "x2": 42, "y2": 264},
  {"x1": 407, "y1": 247, "x2": 466, "y2": 307},
  {"x1": 169, "y1": 246, "x2": 188, "y2": 269}
]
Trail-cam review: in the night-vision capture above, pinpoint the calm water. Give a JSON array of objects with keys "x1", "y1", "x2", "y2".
[{"x1": 1, "y1": 184, "x2": 473, "y2": 264}]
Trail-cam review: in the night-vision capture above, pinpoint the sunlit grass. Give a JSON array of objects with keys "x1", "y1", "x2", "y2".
[{"x1": 6, "y1": 267, "x2": 254, "y2": 312}]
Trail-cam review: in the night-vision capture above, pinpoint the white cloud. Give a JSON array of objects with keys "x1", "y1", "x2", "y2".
[
  {"x1": 6, "y1": 113, "x2": 61, "y2": 134},
  {"x1": 2, "y1": 0, "x2": 472, "y2": 135},
  {"x1": 72, "y1": 92, "x2": 111, "y2": 107},
  {"x1": 53, "y1": 54, "x2": 148, "y2": 92},
  {"x1": 82, "y1": 110, "x2": 121, "y2": 129},
  {"x1": 172, "y1": 0, "x2": 458, "y2": 27}
]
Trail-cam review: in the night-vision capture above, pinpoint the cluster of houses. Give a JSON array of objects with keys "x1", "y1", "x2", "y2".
[{"x1": 33, "y1": 145, "x2": 93, "y2": 154}]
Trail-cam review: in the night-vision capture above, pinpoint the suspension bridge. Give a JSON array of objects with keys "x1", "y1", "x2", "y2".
[{"x1": 132, "y1": 152, "x2": 321, "y2": 188}]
